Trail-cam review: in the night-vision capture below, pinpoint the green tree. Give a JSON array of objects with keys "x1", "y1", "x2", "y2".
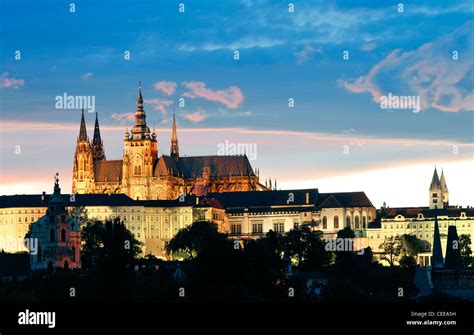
[
  {"x1": 379, "y1": 236, "x2": 401, "y2": 267},
  {"x1": 281, "y1": 226, "x2": 329, "y2": 270},
  {"x1": 166, "y1": 220, "x2": 229, "y2": 259},
  {"x1": 81, "y1": 218, "x2": 142, "y2": 272},
  {"x1": 398, "y1": 234, "x2": 424, "y2": 258},
  {"x1": 459, "y1": 234, "x2": 472, "y2": 268}
]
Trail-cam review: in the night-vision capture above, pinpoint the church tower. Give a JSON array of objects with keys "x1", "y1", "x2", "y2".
[
  {"x1": 429, "y1": 166, "x2": 448, "y2": 209},
  {"x1": 72, "y1": 110, "x2": 94, "y2": 194},
  {"x1": 122, "y1": 82, "x2": 158, "y2": 200},
  {"x1": 440, "y1": 169, "x2": 449, "y2": 207},
  {"x1": 91, "y1": 112, "x2": 106, "y2": 161},
  {"x1": 29, "y1": 173, "x2": 81, "y2": 271},
  {"x1": 170, "y1": 113, "x2": 179, "y2": 161}
]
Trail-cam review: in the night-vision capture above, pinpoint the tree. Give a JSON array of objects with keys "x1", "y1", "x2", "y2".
[
  {"x1": 399, "y1": 255, "x2": 417, "y2": 268},
  {"x1": 379, "y1": 236, "x2": 401, "y2": 267},
  {"x1": 398, "y1": 234, "x2": 424, "y2": 258},
  {"x1": 459, "y1": 234, "x2": 472, "y2": 268},
  {"x1": 281, "y1": 226, "x2": 329, "y2": 270},
  {"x1": 166, "y1": 221, "x2": 229, "y2": 259},
  {"x1": 334, "y1": 227, "x2": 356, "y2": 267},
  {"x1": 81, "y1": 218, "x2": 142, "y2": 272}
]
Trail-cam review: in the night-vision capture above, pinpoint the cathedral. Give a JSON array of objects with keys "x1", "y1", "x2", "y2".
[{"x1": 72, "y1": 84, "x2": 267, "y2": 200}]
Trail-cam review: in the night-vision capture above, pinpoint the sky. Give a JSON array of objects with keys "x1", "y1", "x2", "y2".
[{"x1": 0, "y1": 0, "x2": 473, "y2": 207}]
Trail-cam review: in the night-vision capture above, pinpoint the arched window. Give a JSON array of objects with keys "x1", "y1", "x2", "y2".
[
  {"x1": 346, "y1": 216, "x2": 351, "y2": 228},
  {"x1": 322, "y1": 216, "x2": 327, "y2": 229},
  {"x1": 50, "y1": 229, "x2": 55, "y2": 242},
  {"x1": 61, "y1": 228, "x2": 66, "y2": 242},
  {"x1": 362, "y1": 216, "x2": 367, "y2": 229},
  {"x1": 334, "y1": 216, "x2": 339, "y2": 229},
  {"x1": 355, "y1": 216, "x2": 360, "y2": 229}
]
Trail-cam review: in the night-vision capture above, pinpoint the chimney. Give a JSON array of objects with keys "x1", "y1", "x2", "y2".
[
  {"x1": 196, "y1": 196, "x2": 199, "y2": 205},
  {"x1": 41, "y1": 191, "x2": 46, "y2": 202},
  {"x1": 305, "y1": 192, "x2": 309, "y2": 204}
]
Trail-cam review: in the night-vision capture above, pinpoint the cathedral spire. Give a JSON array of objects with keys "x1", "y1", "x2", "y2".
[
  {"x1": 430, "y1": 166, "x2": 440, "y2": 189},
  {"x1": 440, "y1": 169, "x2": 448, "y2": 192},
  {"x1": 170, "y1": 113, "x2": 179, "y2": 160},
  {"x1": 130, "y1": 81, "x2": 151, "y2": 140},
  {"x1": 78, "y1": 109, "x2": 88, "y2": 141},
  {"x1": 92, "y1": 112, "x2": 106, "y2": 161}
]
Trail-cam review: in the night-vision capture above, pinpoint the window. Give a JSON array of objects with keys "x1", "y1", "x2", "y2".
[
  {"x1": 293, "y1": 221, "x2": 299, "y2": 229},
  {"x1": 363, "y1": 217, "x2": 366, "y2": 229},
  {"x1": 322, "y1": 216, "x2": 327, "y2": 229},
  {"x1": 61, "y1": 229, "x2": 66, "y2": 242},
  {"x1": 334, "y1": 216, "x2": 339, "y2": 229},
  {"x1": 355, "y1": 216, "x2": 360, "y2": 229},
  {"x1": 252, "y1": 223, "x2": 263, "y2": 234},
  {"x1": 231, "y1": 224, "x2": 242, "y2": 235},
  {"x1": 274, "y1": 222, "x2": 285, "y2": 233},
  {"x1": 50, "y1": 229, "x2": 55, "y2": 242},
  {"x1": 346, "y1": 216, "x2": 351, "y2": 228}
]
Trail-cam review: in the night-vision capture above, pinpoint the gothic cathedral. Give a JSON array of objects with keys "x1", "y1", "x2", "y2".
[{"x1": 72, "y1": 84, "x2": 267, "y2": 200}]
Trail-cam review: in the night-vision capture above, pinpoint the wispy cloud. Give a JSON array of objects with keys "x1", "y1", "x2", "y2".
[
  {"x1": 182, "y1": 108, "x2": 207, "y2": 123},
  {"x1": 81, "y1": 72, "x2": 94, "y2": 80},
  {"x1": 153, "y1": 81, "x2": 177, "y2": 95},
  {"x1": 178, "y1": 37, "x2": 284, "y2": 52},
  {"x1": 339, "y1": 22, "x2": 474, "y2": 112},
  {"x1": 111, "y1": 113, "x2": 134, "y2": 124},
  {"x1": 294, "y1": 45, "x2": 321, "y2": 64},
  {"x1": 182, "y1": 81, "x2": 244, "y2": 109},
  {"x1": 1, "y1": 72, "x2": 25, "y2": 88}
]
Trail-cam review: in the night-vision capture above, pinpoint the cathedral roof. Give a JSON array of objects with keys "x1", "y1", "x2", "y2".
[
  {"x1": 380, "y1": 206, "x2": 474, "y2": 219},
  {"x1": 93, "y1": 160, "x2": 123, "y2": 182},
  {"x1": 317, "y1": 192, "x2": 374, "y2": 208},
  {"x1": 178, "y1": 155, "x2": 255, "y2": 178},
  {"x1": 430, "y1": 167, "x2": 441, "y2": 189}
]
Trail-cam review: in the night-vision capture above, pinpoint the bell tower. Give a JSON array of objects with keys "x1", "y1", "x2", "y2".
[
  {"x1": 72, "y1": 110, "x2": 94, "y2": 194},
  {"x1": 122, "y1": 82, "x2": 158, "y2": 200}
]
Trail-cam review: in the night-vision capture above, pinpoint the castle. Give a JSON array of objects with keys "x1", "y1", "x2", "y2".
[{"x1": 72, "y1": 84, "x2": 266, "y2": 200}]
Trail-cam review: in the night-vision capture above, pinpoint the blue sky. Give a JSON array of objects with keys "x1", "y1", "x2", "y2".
[{"x1": 0, "y1": 0, "x2": 473, "y2": 207}]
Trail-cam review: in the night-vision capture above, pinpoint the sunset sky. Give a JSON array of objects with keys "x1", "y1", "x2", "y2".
[{"x1": 1, "y1": 0, "x2": 473, "y2": 207}]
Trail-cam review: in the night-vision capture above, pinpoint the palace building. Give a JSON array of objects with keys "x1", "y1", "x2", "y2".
[
  {"x1": 366, "y1": 167, "x2": 474, "y2": 266},
  {"x1": 72, "y1": 84, "x2": 266, "y2": 200}
]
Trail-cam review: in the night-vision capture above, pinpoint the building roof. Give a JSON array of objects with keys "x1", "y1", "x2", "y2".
[
  {"x1": 381, "y1": 206, "x2": 474, "y2": 219},
  {"x1": 93, "y1": 160, "x2": 123, "y2": 182},
  {"x1": 178, "y1": 155, "x2": 256, "y2": 178},
  {"x1": 207, "y1": 189, "x2": 318, "y2": 209},
  {"x1": 430, "y1": 167, "x2": 441, "y2": 189},
  {"x1": 317, "y1": 192, "x2": 374, "y2": 208}
]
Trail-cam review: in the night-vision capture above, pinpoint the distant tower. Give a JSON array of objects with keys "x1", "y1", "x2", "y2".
[
  {"x1": 72, "y1": 109, "x2": 94, "y2": 194},
  {"x1": 439, "y1": 169, "x2": 449, "y2": 207},
  {"x1": 91, "y1": 112, "x2": 106, "y2": 161},
  {"x1": 29, "y1": 173, "x2": 81, "y2": 271},
  {"x1": 429, "y1": 166, "x2": 444, "y2": 209},
  {"x1": 170, "y1": 113, "x2": 179, "y2": 161},
  {"x1": 122, "y1": 82, "x2": 158, "y2": 200}
]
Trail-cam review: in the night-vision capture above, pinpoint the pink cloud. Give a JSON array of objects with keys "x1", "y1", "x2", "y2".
[
  {"x1": 144, "y1": 98, "x2": 173, "y2": 116},
  {"x1": 1, "y1": 72, "x2": 25, "y2": 88},
  {"x1": 182, "y1": 81, "x2": 244, "y2": 109},
  {"x1": 339, "y1": 22, "x2": 474, "y2": 112},
  {"x1": 111, "y1": 113, "x2": 135, "y2": 124},
  {"x1": 153, "y1": 81, "x2": 177, "y2": 95},
  {"x1": 182, "y1": 108, "x2": 207, "y2": 123}
]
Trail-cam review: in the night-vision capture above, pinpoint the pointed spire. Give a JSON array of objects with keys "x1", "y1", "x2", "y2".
[
  {"x1": 430, "y1": 166, "x2": 440, "y2": 189},
  {"x1": 440, "y1": 169, "x2": 448, "y2": 192},
  {"x1": 445, "y1": 225, "x2": 462, "y2": 270},
  {"x1": 130, "y1": 81, "x2": 151, "y2": 140},
  {"x1": 432, "y1": 216, "x2": 444, "y2": 269},
  {"x1": 170, "y1": 113, "x2": 179, "y2": 160},
  {"x1": 91, "y1": 112, "x2": 106, "y2": 161},
  {"x1": 92, "y1": 112, "x2": 102, "y2": 145},
  {"x1": 78, "y1": 109, "x2": 88, "y2": 141}
]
